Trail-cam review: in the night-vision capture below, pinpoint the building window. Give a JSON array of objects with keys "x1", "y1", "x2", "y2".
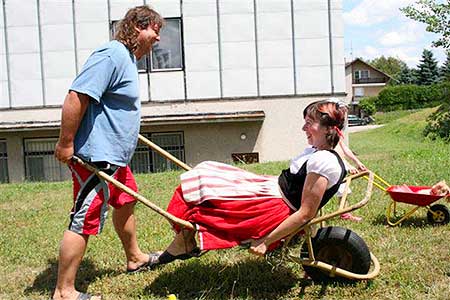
[
  {"x1": 111, "y1": 18, "x2": 183, "y2": 73},
  {"x1": 24, "y1": 138, "x2": 71, "y2": 182},
  {"x1": 129, "y1": 132, "x2": 185, "y2": 174},
  {"x1": 354, "y1": 70, "x2": 369, "y2": 80},
  {"x1": 0, "y1": 140, "x2": 9, "y2": 183},
  {"x1": 354, "y1": 87, "x2": 365, "y2": 97}
]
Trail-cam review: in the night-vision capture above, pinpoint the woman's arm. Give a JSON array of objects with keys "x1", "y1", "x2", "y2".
[
  {"x1": 338, "y1": 139, "x2": 366, "y2": 172},
  {"x1": 248, "y1": 173, "x2": 328, "y2": 256}
]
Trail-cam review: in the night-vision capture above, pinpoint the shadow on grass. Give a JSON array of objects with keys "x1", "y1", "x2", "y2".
[
  {"x1": 24, "y1": 258, "x2": 118, "y2": 296},
  {"x1": 145, "y1": 258, "x2": 303, "y2": 300},
  {"x1": 370, "y1": 213, "x2": 430, "y2": 227}
]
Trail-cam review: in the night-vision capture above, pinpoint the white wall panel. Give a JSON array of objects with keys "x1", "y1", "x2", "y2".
[
  {"x1": 7, "y1": 26, "x2": 40, "y2": 54},
  {"x1": 220, "y1": 15, "x2": 254, "y2": 42},
  {"x1": 294, "y1": 10, "x2": 328, "y2": 38},
  {"x1": 45, "y1": 78, "x2": 72, "y2": 106},
  {"x1": 42, "y1": 51, "x2": 76, "y2": 79},
  {"x1": 183, "y1": 0, "x2": 216, "y2": 17},
  {"x1": 186, "y1": 70, "x2": 220, "y2": 99},
  {"x1": 75, "y1": 0, "x2": 109, "y2": 23},
  {"x1": 220, "y1": 0, "x2": 253, "y2": 15},
  {"x1": 150, "y1": 71, "x2": 184, "y2": 101},
  {"x1": 41, "y1": 24, "x2": 74, "y2": 52},
  {"x1": 294, "y1": 0, "x2": 327, "y2": 11},
  {"x1": 0, "y1": 0, "x2": 3, "y2": 28},
  {"x1": 183, "y1": 16, "x2": 218, "y2": 44},
  {"x1": 259, "y1": 68, "x2": 294, "y2": 96},
  {"x1": 5, "y1": 0, "x2": 38, "y2": 26},
  {"x1": 0, "y1": 81, "x2": 9, "y2": 108},
  {"x1": 331, "y1": 8, "x2": 344, "y2": 37},
  {"x1": 333, "y1": 64, "x2": 346, "y2": 93},
  {"x1": 257, "y1": 12, "x2": 292, "y2": 40},
  {"x1": 151, "y1": 0, "x2": 180, "y2": 18},
  {"x1": 332, "y1": 37, "x2": 345, "y2": 66},
  {"x1": 110, "y1": 1, "x2": 142, "y2": 21},
  {"x1": 10, "y1": 79, "x2": 43, "y2": 107},
  {"x1": 222, "y1": 69, "x2": 257, "y2": 97},
  {"x1": 258, "y1": 40, "x2": 292, "y2": 68},
  {"x1": 184, "y1": 43, "x2": 219, "y2": 72},
  {"x1": 40, "y1": 0, "x2": 72, "y2": 25},
  {"x1": 297, "y1": 66, "x2": 331, "y2": 94},
  {"x1": 139, "y1": 73, "x2": 149, "y2": 102},
  {"x1": 222, "y1": 41, "x2": 256, "y2": 69},
  {"x1": 0, "y1": 55, "x2": 6, "y2": 81},
  {"x1": 258, "y1": 0, "x2": 290, "y2": 13},
  {"x1": 9, "y1": 53, "x2": 41, "y2": 80},
  {"x1": 76, "y1": 22, "x2": 109, "y2": 50},
  {"x1": 296, "y1": 38, "x2": 330, "y2": 67}
]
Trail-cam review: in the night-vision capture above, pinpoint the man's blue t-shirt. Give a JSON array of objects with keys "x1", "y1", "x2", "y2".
[{"x1": 71, "y1": 40, "x2": 140, "y2": 166}]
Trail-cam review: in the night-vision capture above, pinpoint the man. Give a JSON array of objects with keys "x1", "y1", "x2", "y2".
[{"x1": 52, "y1": 6, "x2": 164, "y2": 300}]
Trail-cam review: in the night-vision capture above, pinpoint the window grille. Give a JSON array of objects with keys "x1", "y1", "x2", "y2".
[
  {"x1": 24, "y1": 138, "x2": 71, "y2": 182},
  {"x1": 129, "y1": 132, "x2": 185, "y2": 174},
  {"x1": 0, "y1": 140, "x2": 9, "y2": 183}
]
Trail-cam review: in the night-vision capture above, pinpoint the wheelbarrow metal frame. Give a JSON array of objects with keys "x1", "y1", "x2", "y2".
[{"x1": 72, "y1": 134, "x2": 380, "y2": 281}]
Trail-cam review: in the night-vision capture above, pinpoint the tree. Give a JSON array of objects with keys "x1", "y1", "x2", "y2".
[
  {"x1": 440, "y1": 51, "x2": 450, "y2": 82},
  {"x1": 369, "y1": 56, "x2": 408, "y2": 78},
  {"x1": 397, "y1": 66, "x2": 415, "y2": 85},
  {"x1": 401, "y1": 0, "x2": 450, "y2": 49},
  {"x1": 416, "y1": 49, "x2": 440, "y2": 85}
]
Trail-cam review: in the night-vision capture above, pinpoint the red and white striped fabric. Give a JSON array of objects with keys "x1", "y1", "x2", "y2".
[
  {"x1": 167, "y1": 161, "x2": 292, "y2": 250},
  {"x1": 180, "y1": 161, "x2": 281, "y2": 204}
]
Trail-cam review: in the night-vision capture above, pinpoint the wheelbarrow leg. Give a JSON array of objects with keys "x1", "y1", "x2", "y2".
[{"x1": 386, "y1": 201, "x2": 420, "y2": 226}]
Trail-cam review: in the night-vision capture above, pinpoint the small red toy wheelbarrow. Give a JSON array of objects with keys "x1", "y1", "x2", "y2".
[{"x1": 370, "y1": 174, "x2": 450, "y2": 226}]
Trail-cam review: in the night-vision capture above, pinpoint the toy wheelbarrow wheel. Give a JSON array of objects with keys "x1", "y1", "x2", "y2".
[
  {"x1": 301, "y1": 226, "x2": 371, "y2": 282},
  {"x1": 427, "y1": 204, "x2": 450, "y2": 225}
]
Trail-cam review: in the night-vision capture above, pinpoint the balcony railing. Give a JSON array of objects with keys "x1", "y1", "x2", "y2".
[{"x1": 354, "y1": 77, "x2": 387, "y2": 84}]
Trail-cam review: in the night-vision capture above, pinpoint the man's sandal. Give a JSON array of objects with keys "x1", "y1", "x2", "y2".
[
  {"x1": 76, "y1": 293, "x2": 101, "y2": 300},
  {"x1": 126, "y1": 252, "x2": 162, "y2": 274}
]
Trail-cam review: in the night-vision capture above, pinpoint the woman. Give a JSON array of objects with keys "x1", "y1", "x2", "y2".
[{"x1": 143, "y1": 99, "x2": 348, "y2": 269}]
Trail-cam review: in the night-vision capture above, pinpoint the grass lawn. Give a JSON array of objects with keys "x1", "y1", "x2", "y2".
[{"x1": 1, "y1": 108, "x2": 449, "y2": 300}]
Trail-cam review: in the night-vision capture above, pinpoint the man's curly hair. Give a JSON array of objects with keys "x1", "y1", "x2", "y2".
[{"x1": 114, "y1": 5, "x2": 165, "y2": 54}]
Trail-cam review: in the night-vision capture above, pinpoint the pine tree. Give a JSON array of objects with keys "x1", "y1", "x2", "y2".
[
  {"x1": 416, "y1": 49, "x2": 439, "y2": 85},
  {"x1": 397, "y1": 66, "x2": 414, "y2": 84},
  {"x1": 440, "y1": 51, "x2": 450, "y2": 82}
]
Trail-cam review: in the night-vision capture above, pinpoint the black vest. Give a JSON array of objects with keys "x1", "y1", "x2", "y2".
[{"x1": 278, "y1": 150, "x2": 346, "y2": 210}]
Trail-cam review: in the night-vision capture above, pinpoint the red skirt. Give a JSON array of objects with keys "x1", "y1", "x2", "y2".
[{"x1": 167, "y1": 185, "x2": 293, "y2": 250}]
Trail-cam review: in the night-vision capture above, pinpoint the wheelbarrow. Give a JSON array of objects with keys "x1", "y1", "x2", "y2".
[
  {"x1": 368, "y1": 173, "x2": 450, "y2": 226},
  {"x1": 72, "y1": 134, "x2": 380, "y2": 282}
]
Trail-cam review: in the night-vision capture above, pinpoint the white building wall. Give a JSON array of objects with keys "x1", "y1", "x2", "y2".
[
  {"x1": 40, "y1": 0, "x2": 76, "y2": 106},
  {"x1": 6, "y1": 0, "x2": 43, "y2": 107},
  {"x1": 257, "y1": 0, "x2": 294, "y2": 96},
  {"x1": 183, "y1": 0, "x2": 221, "y2": 99},
  {"x1": 0, "y1": 1, "x2": 8, "y2": 108}
]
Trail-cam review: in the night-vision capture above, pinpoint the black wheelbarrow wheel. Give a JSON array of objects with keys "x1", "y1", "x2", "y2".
[
  {"x1": 301, "y1": 226, "x2": 371, "y2": 282},
  {"x1": 427, "y1": 204, "x2": 450, "y2": 225}
]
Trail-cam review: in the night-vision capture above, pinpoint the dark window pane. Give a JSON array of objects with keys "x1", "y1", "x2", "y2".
[{"x1": 151, "y1": 19, "x2": 182, "y2": 70}]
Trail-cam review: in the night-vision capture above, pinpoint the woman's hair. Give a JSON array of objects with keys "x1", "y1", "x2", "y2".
[
  {"x1": 114, "y1": 5, "x2": 165, "y2": 54},
  {"x1": 303, "y1": 99, "x2": 348, "y2": 148}
]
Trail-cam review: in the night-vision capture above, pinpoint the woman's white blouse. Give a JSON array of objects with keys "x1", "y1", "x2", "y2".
[{"x1": 289, "y1": 147, "x2": 342, "y2": 189}]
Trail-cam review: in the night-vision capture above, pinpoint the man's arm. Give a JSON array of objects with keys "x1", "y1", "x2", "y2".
[{"x1": 55, "y1": 91, "x2": 90, "y2": 163}]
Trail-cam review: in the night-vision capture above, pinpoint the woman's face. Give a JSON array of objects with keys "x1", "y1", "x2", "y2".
[{"x1": 302, "y1": 115, "x2": 328, "y2": 148}]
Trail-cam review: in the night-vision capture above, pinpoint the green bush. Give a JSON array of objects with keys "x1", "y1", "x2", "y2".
[
  {"x1": 423, "y1": 96, "x2": 450, "y2": 142},
  {"x1": 359, "y1": 96, "x2": 377, "y2": 115},
  {"x1": 375, "y1": 83, "x2": 450, "y2": 112}
]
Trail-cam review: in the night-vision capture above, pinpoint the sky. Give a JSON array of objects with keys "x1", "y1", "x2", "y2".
[{"x1": 343, "y1": 0, "x2": 447, "y2": 68}]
